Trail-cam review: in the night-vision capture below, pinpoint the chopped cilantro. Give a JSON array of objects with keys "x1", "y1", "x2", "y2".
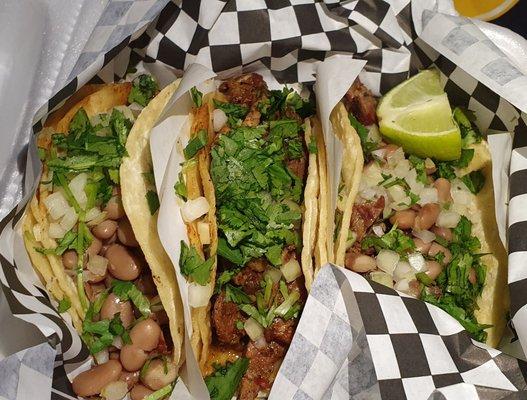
[
  {"x1": 362, "y1": 225, "x2": 415, "y2": 255},
  {"x1": 174, "y1": 172, "x2": 187, "y2": 200},
  {"x1": 57, "y1": 297, "x2": 71, "y2": 313},
  {"x1": 349, "y1": 114, "x2": 377, "y2": 156},
  {"x1": 453, "y1": 107, "x2": 482, "y2": 147},
  {"x1": 225, "y1": 284, "x2": 252, "y2": 304},
  {"x1": 215, "y1": 268, "x2": 240, "y2": 293},
  {"x1": 128, "y1": 74, "x2": 158, "y2": 107},
  {"x1": 179, "y1": 241, "x2": 214, "y2": 285},
  {"x1": 146, "y1": 190, "x2": 160, "y2": 215},
  {"x1": 111, "y1": 280, "x2": 151, "y2": 317},
  {"x1": 409, "y1": 155, "x2": 428, "y2": 184},
  {"x1": 213, "y1": 100, "x2": 249, "y2": 127},
  {"x1": 205, "y1": 358, "x2": 249, "y2": 400},
  {"x1": 436, "y1": 162, "x2": 456, "y2": 180},
  {"x1": 144, "y1": 384, "x2": 176, "y2": 400},
  {"x1": 461, "y1": 171, "x2": 485, "y2": 194},
  {"x1": 183, "y1": 129, "x2": 208, "y2": 159},
  {"x1": 455, "y1": 148, "x2": 474, "y2": 169},
  {"x1": 35, "y1": 230, "x2": 78, "y2": 256},
  {"x1": 190, "y1": 87, "x2": 203, "y2": 107},
  {"x1": 416, "y1": 272, "x2": 433, "y2": 286}
]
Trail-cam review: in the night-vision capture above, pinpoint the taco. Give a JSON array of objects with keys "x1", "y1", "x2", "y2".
[
  {"x1": 175, "y1": 73, "x2": 320, "y2": 399},
  {"x1": 328, "y1": 70, "x2": 508, "y2": 346},
  {"x1": 22, "y1": 75, "x2": 184, "y2": 399}
]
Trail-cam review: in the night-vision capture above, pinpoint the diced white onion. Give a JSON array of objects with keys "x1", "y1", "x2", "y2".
[
  {"x1": 370, "y1": 148, "x2": 386, "y2": 160},
  {"x1": 94, "y1": 349, "x2": 109, "y2": 365},
  {"x1": 87, "y1": 254, "x2": 108, "y2": 276},
  {"x1": 33, "y1": 225, "x2": 42, "y2": 242},
  {"x1": 391, "y1": 198, "x2": 411, "y2": 211},
  {"x1": 376, "y1": 249, "x2": 400, "y2": 275},
  {"x1": 188, "y1": 282, "x2": 211, "y2": 308},
  {"x1": 264, "y1": 268, "x2": 282, "y2": 283},
  {"x1": 244, "y1": 317, "x2": 264, "y2": 341},
  {"x1": 128, "y1": 102, "x2": 145, "y2": 117},
  {"x1": 367, "y1": 124, "x2": 381, "y2": 143},
  {"x1": 68, "y1": 173, "x2": 88, "y2": 208},
  {"x1": 86, "y1": 210, "x2": 108, "y2": 227},
  {"x1": 394, "y1": 278, "x2": 411, "y2": 294},
  {"x1": 49, "y1": 223, "x2": 66, "y2": 239},
  {"x1": 100, "y1": 380, "x2": 128, "y2": 400},
  {"x1": 359, "y1": 187, "x2": 377, "y2": 201},
  {"x1": 280, "y1": 258, "x2": 301, "y2": 282},
  {"x1": 451, "y1": 203, "x2": 467, "y2": 216},
  {"x1": 387, "y1": 185, "x2": 406, "y2": 202},
  {"x1": 254, "y1": 336, "x2": 268, "y2": 349},
  {"x1": 213, "y1": 109, "x2": 228, "y2": 132},
  {"x1": 393, "y1": 159, "x2": 411, "y2": 178},
  {"x1": 362, "y1": 163, "x2": 383, "y2": 187},
  {"x1": 405, "y1": 169, "x2": 425, "y2": 194},
  {"x1": 197, "y1": 221, "x2": 211, "y2": 245},
  {"x1": 424, "y1": 158, "x2": 435, "y2": 170},
  {"x1": 436, "y1": 210, "x2": 461, "y2": 229},
  {"x1": 112, "y1": 336, "x2": 123, "y2": 350},
  {"x1": 43, "y1": 191, "x2": 69, "y2": 220},
  {"x1": 393, "y1": 261, "x2": 416, "y2": 282},
  {"x1": 408, "y1": 252, "x2": 426, "y2": 272},
  {"x1": 85, "y1": 207, "x2": 102, "y2": 222},
  {"x1": 370, "y1": 271, "x2": 394, "y2": 288},
  {"x1": 387, "y1": 147, "x2": 405, "y2": 166},
  {"x1": 113, "y1": 105, "x2": 135, "y2": 122},
  {"x1": 451, "y1": 189, "x2": 471, "y2": 206},
  {"x1": 372, "y1": 225, "x2": 385, "y2": 237},
  {"x1": 60, "y1": 207, "x2": 78, "y2": 232},
  {"x1": 413, "y1": 229, "x2": 435, "y2": 244},
  {"x1": 418, "y1": 188, "x2": 438, "y2": 205},
  {"x1": 181, "y1": 197, "x2": 210, "y2": 222}
]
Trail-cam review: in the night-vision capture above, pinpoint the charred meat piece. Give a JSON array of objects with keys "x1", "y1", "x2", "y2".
[
  {"x1": 344, "y1": 78, "x2": 378, "y2": 126},
  {"x1": 218, "y1": 73, "x2": 268, "y2": 107},
  {"x1": 242, "y1": 107, "x2": 262, "y2": 127},
  {"x1": 246, "y1": 258, "x2": 268, "y2": 272},
  {"x1": 350, "y1": 196, "x2": 385, "y2": 242},
  {"x1": 212, "y1": 292, "x2": 245, "y2": 345},
  {"x1": 264, "y1": 318, "x2": 295, "y2": 345},
  {"x1": 286, "y1": 157, "x2": 307, "y2": 181},
  {"x1": 233, "y1": 267, "x2": 264, "y2": 295},
  {"x1": 239, "y1": 341, "x2": 285, "y2": 400}
]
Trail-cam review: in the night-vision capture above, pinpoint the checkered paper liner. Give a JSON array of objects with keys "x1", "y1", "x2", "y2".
[{"x1": 0, "y1": 0, "x2": 527, "y2": 399}]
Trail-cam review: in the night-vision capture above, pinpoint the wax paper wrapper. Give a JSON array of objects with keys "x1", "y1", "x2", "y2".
[{"x1": 2, "y1": 0, "x2": 527, "y2": 399}]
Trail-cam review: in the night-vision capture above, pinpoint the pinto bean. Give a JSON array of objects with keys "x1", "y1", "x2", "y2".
[
  {"x1": 119, "y1": 370, "x2": 140, "y2": 389},
  {"x1": 100, "y1": 293, "x2": 134, "y2": 328},
  {"x1": 469, "y1": 268, "x2": 477, "y2": 285},
  {"x1": 62, "y1": 250, "x2": 77, "y2": 269},
  {"x1": 117, "y1": 218, "x2": 139, "y2": 247},
  {"x1": 414, "y1": 203, "x2": 440, "y2": 231},
  {"x1": 428, "y1": 242, "x2": 452, "y2": 265},
  {"x1": 350, "y1": 255, "x2": 377, "y2": 273},
  {"x1": 413, "y1": 237, "x2": 432, "y2": 254},
  {"x1": 130, "y1": 319, "x2": 161, "y2": 351},
  {"x1": 130, "y1": 385, "x2": 154, "y2": 400},
  {"x1": 120, "y1": 344, "x2": 148, "y2": 372},
  {"x1": 140, "y1": 359, "x2": 178, "y2": 391},
  {"x1": 106, "y1": 244, "x2": 142, "y2": 281},
  {"x1": 92, "y1": 220, "x2": 118, "y2": 240},
  {"x1": 72, "y1": 360, "x2": 122, "y2": 397},
  {"x1": 434, "y1": 178, "x2": 452, "y2": 203},
  {"x1": 425, "y1": 261, "x2": 443, "y2": 280},
  {"x1": 86, "y1": 237, "x2": 102, "y2": 256},
  {"x1": 389, "y1": 210, "x2": 416, "y2": 229},
  {"x1": 432, "y1": 226, "x2": 452, "y2": 242},
  {"x1": 105, "y1": 196, "x2": 125, "y2": 220}
]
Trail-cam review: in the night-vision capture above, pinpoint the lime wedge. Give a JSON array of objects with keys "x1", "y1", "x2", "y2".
[{"x1": 377, "y1": 70, "x2": 461, "y2": 161}]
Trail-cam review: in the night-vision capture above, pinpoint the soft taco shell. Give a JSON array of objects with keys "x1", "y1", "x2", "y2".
[{"x1": 120, "y1": 80, "x2": 185, "y2": 366}]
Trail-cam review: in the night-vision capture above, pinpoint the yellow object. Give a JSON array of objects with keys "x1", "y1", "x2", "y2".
[{"x1": 454, "y1": 0, "x2": 519, "y2": 21}]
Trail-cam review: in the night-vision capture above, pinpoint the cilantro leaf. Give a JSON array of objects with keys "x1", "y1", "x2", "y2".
[
  {"x1": 111, "y1": 280, "x2": 151, "y2": 317},
  {"x1": 146, "y1": 190, "x2": 160, "y2": 215},
  {"x1": 409, "y1": 155, "x2": 428, "y2": 184},
  {"x1": 190, "y1": 87, "x2": 203, "y2": 107},
  {"x1": 362, "y1": 225, "x2": 415, "y2": 255},
  {"x1": 453, "y1": 107, "x2": 482, "y2": 147},
  {"x1": 455, "y1": 148, "x2": 474, "y2": 169},
  {"x1": 174, "y1": 172, "x2": 187, "y2": 200},
  {"x1": 436, "y1": 162, "x2": 456, "y2": 180},
  {"x1": 128, "y1": 74, "x2": 158, "y2": 106},
  {"x1": 57, "y1": 297, "x2": 71, "y2": 313},
  {"x1": 184, "y1": 129, "x2": 208, "y2": 159},
  {"x1": 225, "y1": 284, "x2": 252, "y2": 304},
  {"x1": 205, "y1": 358, "x2": 249, "y2": 400},
  {"x1": 461, "y1": 171, "x2": 485, "y2": 194},
  {"x1": 349, "y1": 114, "x2": 377, "y2": 155},
  {"x1": 213, "y1": 100, "x2": 249, "y2": 127},
  {"x1": 179, "y1": 241, "x2": 214, "y2": 285}
]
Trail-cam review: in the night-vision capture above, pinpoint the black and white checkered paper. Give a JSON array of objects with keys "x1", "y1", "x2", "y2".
[{"x1": 1, "y1": 0, "x2": 527, "y2": 399}]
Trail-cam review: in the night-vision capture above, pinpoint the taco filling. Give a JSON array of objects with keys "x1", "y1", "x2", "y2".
[
  {"x1": 177, "y1": 74, "x2": 316, "y2": 399},
  {"x1": 23, "y1": 76, "x2": 179, "y2": 399},
  {"x1": 337, "y1": 77, "x2": 507, "y2": 344}
]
